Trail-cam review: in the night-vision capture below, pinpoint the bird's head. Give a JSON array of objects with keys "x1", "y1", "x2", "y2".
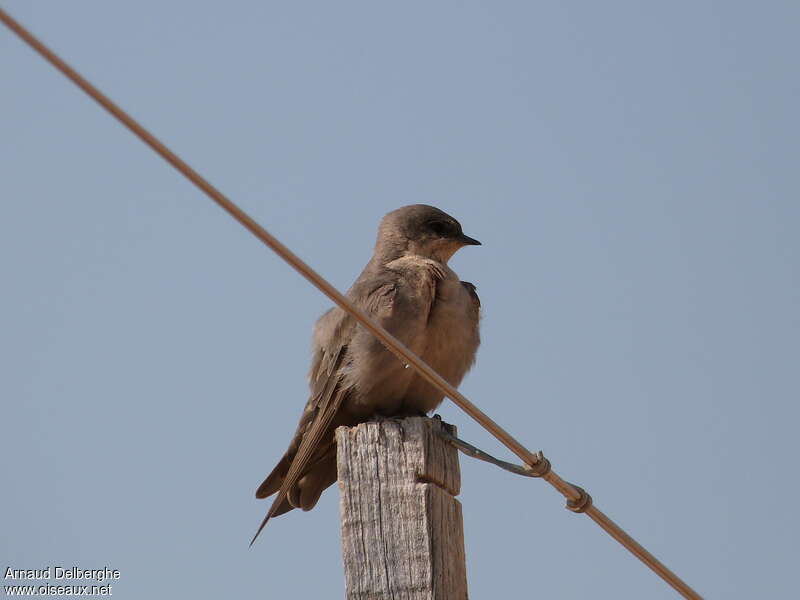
[{"x1": 376, "y1": 204, "x2": 481, "y2": 264}]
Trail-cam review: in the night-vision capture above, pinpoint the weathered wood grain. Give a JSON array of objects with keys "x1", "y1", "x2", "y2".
[{"x1": 337, "y1": 417, "x2": 467, "y2": 600}]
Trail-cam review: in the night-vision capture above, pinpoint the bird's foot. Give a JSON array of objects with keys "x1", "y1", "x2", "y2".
[
  {"x1": 367, "y1": 412, "x2": 401, "y2": 423},
  {"x1": 368, "y1": 409, "x2": 429, "y2": 423}
]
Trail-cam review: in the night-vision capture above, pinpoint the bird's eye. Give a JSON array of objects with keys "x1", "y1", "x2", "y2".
[{"x1": 428, "y1": 221, "x2": 451, "y2": 237}]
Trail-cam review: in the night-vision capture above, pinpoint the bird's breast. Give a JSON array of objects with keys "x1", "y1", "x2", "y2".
[{"x1": 402, "y1": 277, "x2": 481, "y2": 413}]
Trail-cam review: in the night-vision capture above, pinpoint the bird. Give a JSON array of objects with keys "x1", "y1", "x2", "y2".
[{"x1": 251, "y1": 204, "x2": 481, "y2": 545}]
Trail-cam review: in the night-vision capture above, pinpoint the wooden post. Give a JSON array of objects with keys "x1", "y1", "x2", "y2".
[{"x1": 336, "y1": 417, "x2": 468, "y2": 600}]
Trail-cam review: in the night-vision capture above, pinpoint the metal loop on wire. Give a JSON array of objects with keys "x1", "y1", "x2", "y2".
[
  {"x1": 565, "y1": 483, "x2": 593, "y2": 513},
  {"x1": 524, "y1": 455, "x2": 551, "y2": 478}
]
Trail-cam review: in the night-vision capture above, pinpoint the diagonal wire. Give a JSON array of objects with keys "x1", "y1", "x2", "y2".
[{"x1": 0, "y1": 8, "x2": 702, "y2": 599}]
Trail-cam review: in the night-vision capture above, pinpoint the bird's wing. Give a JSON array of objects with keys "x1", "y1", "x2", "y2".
[
  {"x1": 254, "y1": 315, "x2": 350, "y2": 502},
  {"x1": 250, "y1": 344, "x2": 348, "y2": 545},
  {"x1": 251, "y1": 272, "x2": 440, "y2": 545},
  {"x1": 460, "y1": 280, "x2": 481, "y2": 308}
]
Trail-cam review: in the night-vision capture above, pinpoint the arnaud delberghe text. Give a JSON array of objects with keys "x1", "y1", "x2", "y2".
[{"x1": 5, "y1": 567, "x2": 120, "y2": 583}]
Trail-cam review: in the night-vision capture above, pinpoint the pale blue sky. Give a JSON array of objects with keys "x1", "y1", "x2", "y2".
[{"x1": 2, "y1": 2, "x2": 798, "y2": 598}]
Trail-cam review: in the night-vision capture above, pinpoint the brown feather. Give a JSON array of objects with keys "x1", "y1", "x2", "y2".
[{"x1": 255, "y1": 453, "x2": 290, "y2": 499}]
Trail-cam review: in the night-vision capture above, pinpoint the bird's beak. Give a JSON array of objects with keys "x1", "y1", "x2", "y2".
[{"x1": 458, "y1": 233, "x2": 481, "y2": 246}]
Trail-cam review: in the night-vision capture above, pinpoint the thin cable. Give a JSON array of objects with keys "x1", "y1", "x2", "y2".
[{"x1": 0, "y1": 9, "x2": 702, "y2": 599}]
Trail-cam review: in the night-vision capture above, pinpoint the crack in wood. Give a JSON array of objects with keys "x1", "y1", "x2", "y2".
[{"x1": 415, "y1": 473, "x2": 459, "y2": 497}]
